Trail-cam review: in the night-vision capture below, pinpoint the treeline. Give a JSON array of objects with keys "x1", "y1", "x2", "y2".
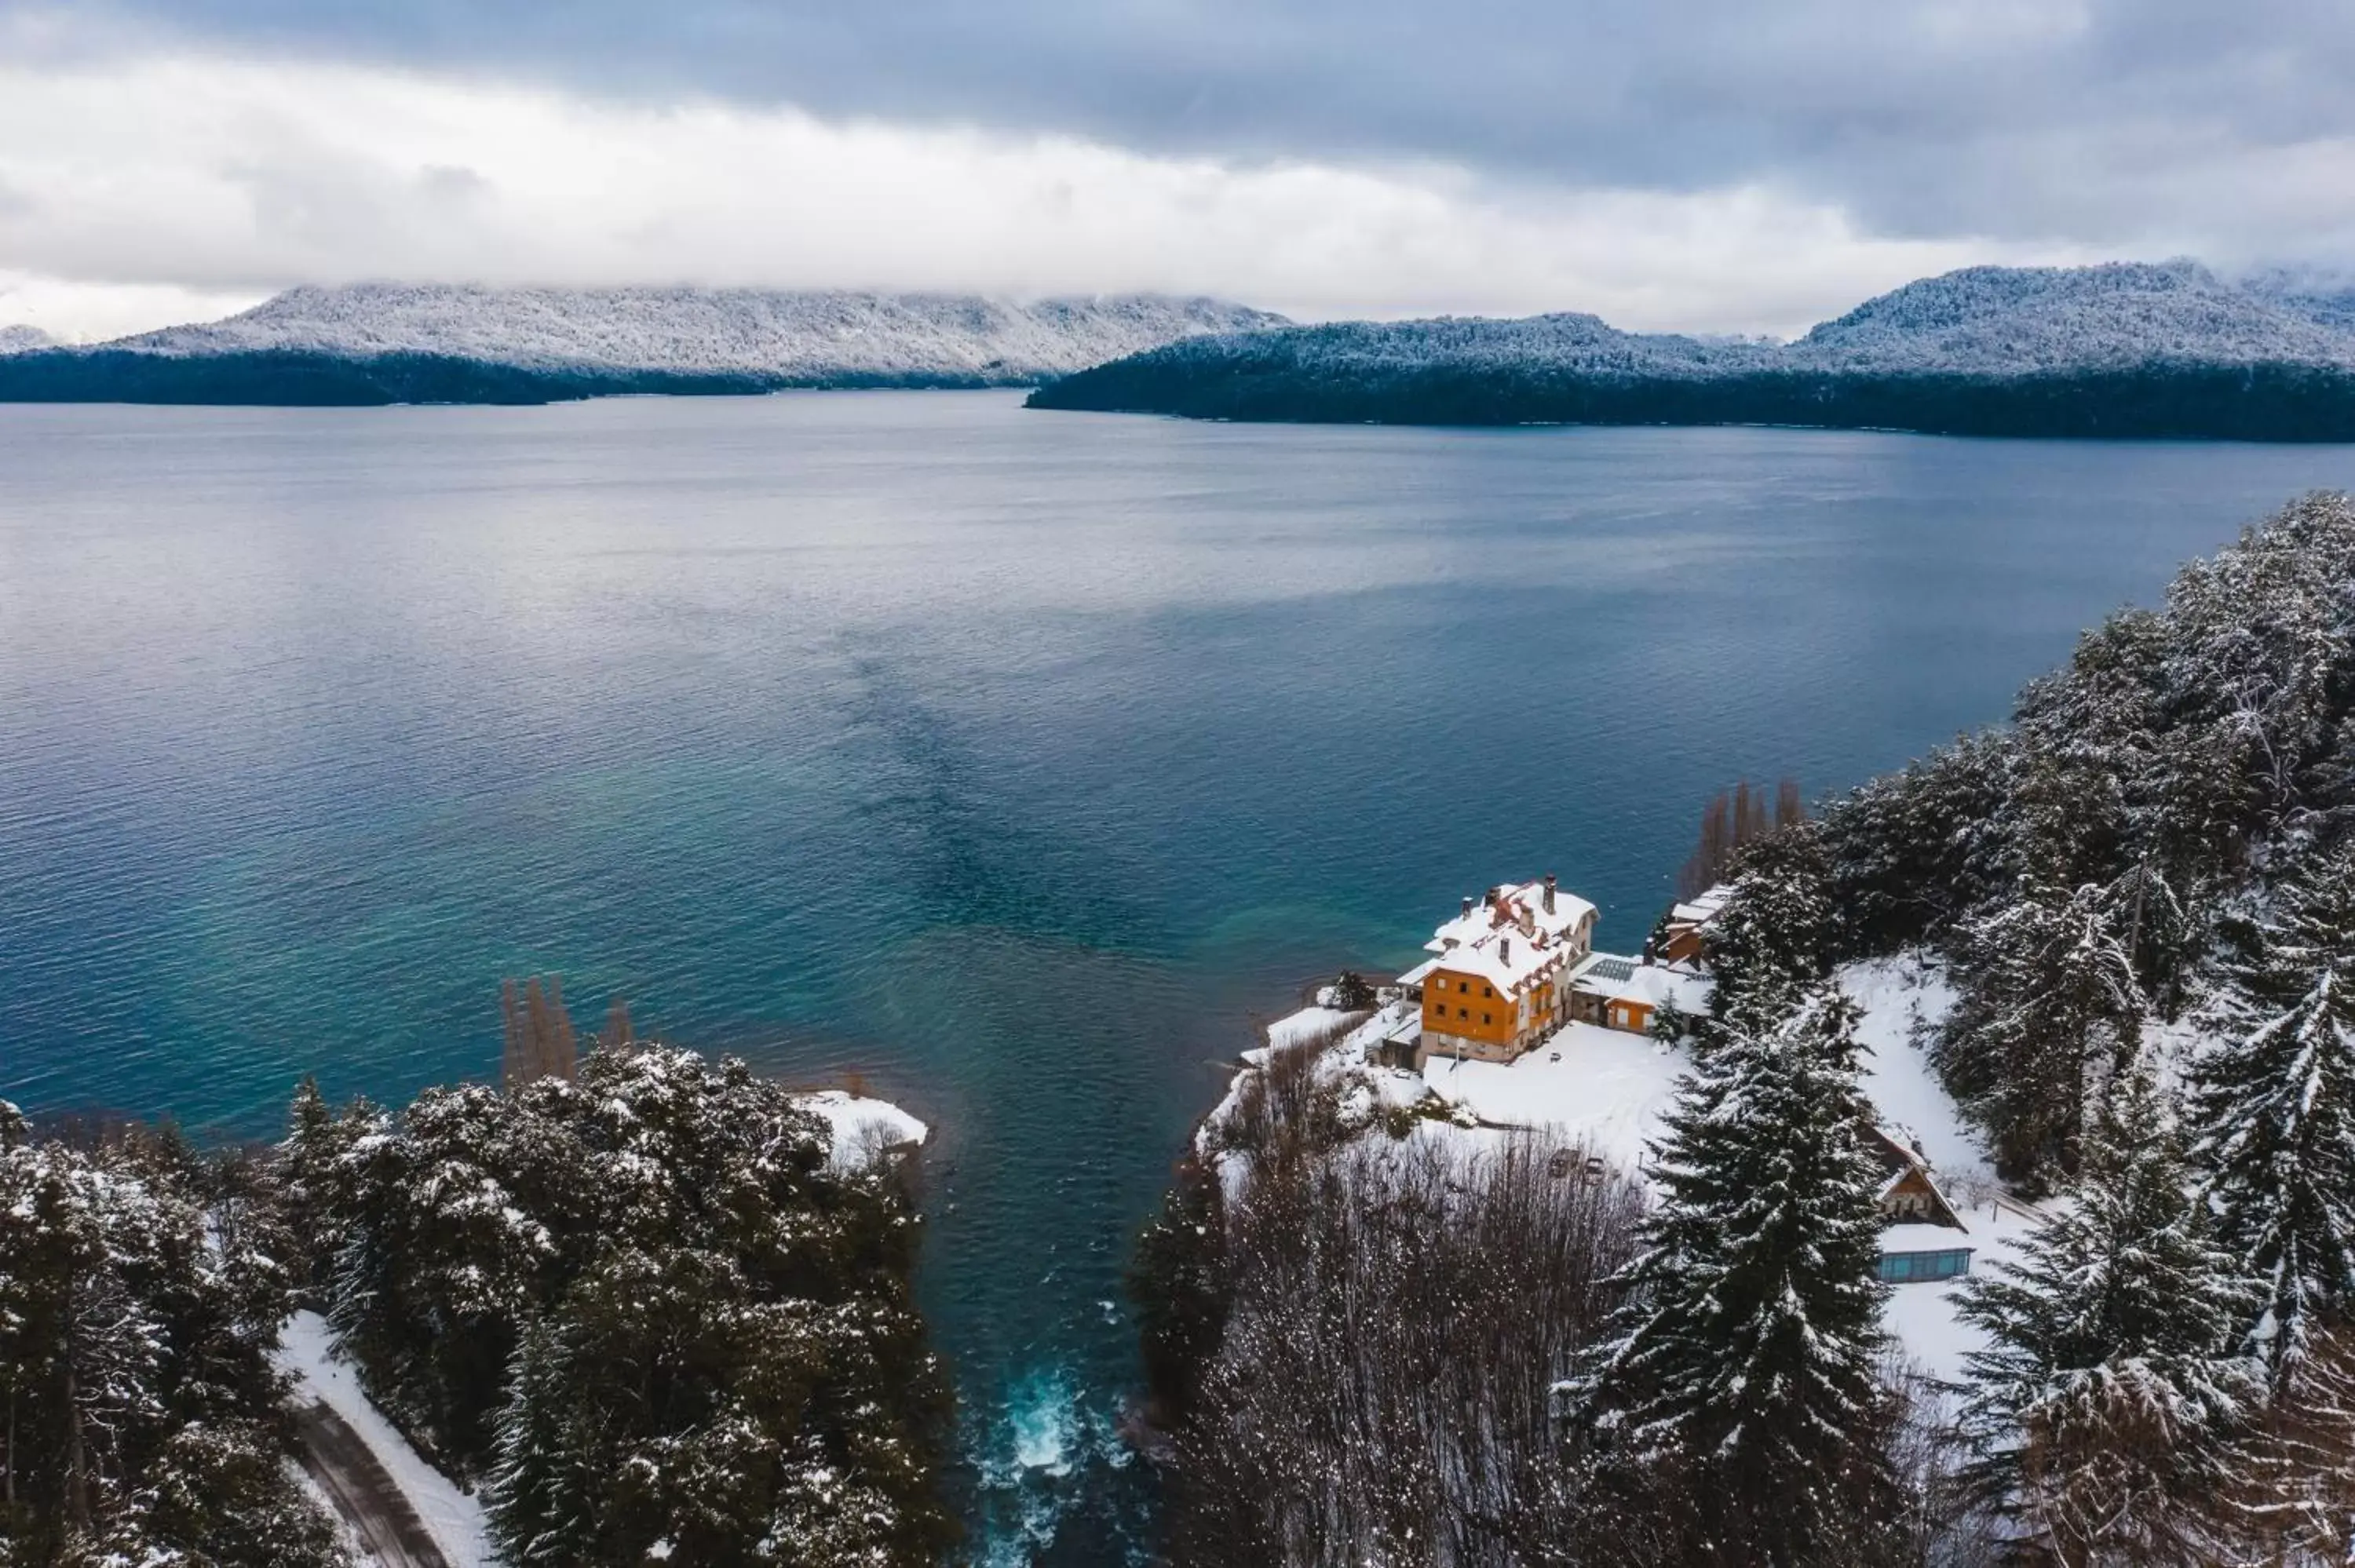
[
  {"x1": 1029, "y1": 356, "x2": 2355, "y2": 440},
  {"x1": 1675, "y1": 776, "x2": 1805, "y2": 899},
  {"x1": 2, "y1": 1016, "x2": 955, "y2": 1566},
  {"x1": 0, "y1": 348, "x2": 1051, "y2": 407}
]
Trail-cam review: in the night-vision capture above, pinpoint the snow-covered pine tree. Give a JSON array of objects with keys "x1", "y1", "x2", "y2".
[
  {"x1": 1571, "y1": 986, "x2": 1897, "y2": 1565},
  {"x1": 1817, "y1": 730, "x2": 2016, "y2": 957},
  {"x1": 1937, "y1": 881, "x2": 2143, "y2": 1187},
  {"x1": 2188, "y1": 849, "x2": 2355, "y2": 1385},
  {"x1": 2221, "y1": 1323, "x2": 2355, "y2": 1563},
  {"x1": 0, "y1": 1103, "x2": 343, "y2": 1566},
  {"x1": 1693, "y1": 824, "x2": 1835, "y2": 1050},
  {"x1": 1954, "y1": 1052, "x2": 2261, "y2": 1565}
]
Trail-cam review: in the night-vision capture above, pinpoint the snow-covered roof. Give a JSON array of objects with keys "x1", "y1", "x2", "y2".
[
  {"x1": 1880, "y1": 1222, "x2": 1975, "y2": 1256},
  {"x1": 1415, "y1": 879, "x2": 1596, "y2": 997},
  {"x1": 1667, "y1": 884, "x2": 1734, "y2": 925},
  {"x1": 1568, "y1": 953, "x2": 1715, "y2": 1012},
  {"x1": 1396, "y1": 957, "x2": 1440, "y2": 987}
]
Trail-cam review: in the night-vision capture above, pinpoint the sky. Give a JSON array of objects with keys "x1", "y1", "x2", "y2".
[{"x1": 2, "y1": 0, "x2": 2353, "y2": 341}]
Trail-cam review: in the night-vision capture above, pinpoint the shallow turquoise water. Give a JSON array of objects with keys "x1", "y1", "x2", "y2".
[{"x1": 2, "y1": 392, "x2": 2350, "y2": 1559}]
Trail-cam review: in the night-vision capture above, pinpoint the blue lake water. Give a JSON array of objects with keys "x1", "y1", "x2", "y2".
[{"x1": 2, "y1": 391, "x2": 2350, "y2": 1559}]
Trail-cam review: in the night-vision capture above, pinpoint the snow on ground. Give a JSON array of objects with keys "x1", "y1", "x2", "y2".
[
  {"x1": 795, "y1": 1091, "x2": 929, "y2": 1167},
  {"x1": 1879, "y1": 1199, "x2": 2046, "y2": 1384},
  {"x1": 1842, "y1": 955, "x2": 1996, "y2": 1190},
  {"x1": 1263, "y1": 1005, "x2": 1360, "y2": 1054},
  {"x1": 276, "y1": 1311, "x2": 493, "y2": 1568},
  {"x1": 291, "y1": 1464, "x2": 385, "y2": 1568},
  {"x1": 1419, "y1": 1023, "x2": 1691, "y2": 1173}
]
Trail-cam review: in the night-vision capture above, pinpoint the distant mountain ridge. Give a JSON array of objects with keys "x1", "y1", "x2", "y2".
[
  {"x1": 0, "y1": 324, "x2": 54, "y2": 354},
  {"x1": 1029, "y1": 261, "x2": 2355, "y2": 440},
  {"x1": 0, "y1": 286, "x2": 1286, "y2": 405}
]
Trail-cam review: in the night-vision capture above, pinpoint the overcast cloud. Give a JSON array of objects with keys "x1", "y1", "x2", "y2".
[{"x1": 2, "y1": 0, "x2": 2351, "y2": 338}]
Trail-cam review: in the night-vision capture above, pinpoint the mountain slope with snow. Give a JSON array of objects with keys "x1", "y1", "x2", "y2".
[
  {"x1": 1788, "y1": 261, "x2": 2355, "y2": 374},
  {"x1": 108, "y1": 283, "x2": 1283, "y2": 382},
  {"x1": 1031, "y1": 261, "x2": 2355, "y2": 438},
  {"x1": 0, "y1": 324, "x2": 53, "y2": 354}
]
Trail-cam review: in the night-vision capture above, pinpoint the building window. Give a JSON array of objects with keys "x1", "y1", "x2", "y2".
[
  {"x1": 1483, "y1": 985, "x2": 1494, "y2": 997},
  {"x1": 1879, "y1": 1250, "x2": 1972, "y2": 1283},
  {"x1": 1482, "y1": 1012, "x2": 1492, "y2": 1026},
  {"x1": 1459, "y1": 1008, "x2": 1469, "y2": 1019}
]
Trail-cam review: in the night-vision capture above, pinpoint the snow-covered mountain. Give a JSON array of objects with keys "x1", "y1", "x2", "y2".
[
  {"x1": 1786, "y1": 261, "x2": 2355, "y2": 374},
  {"x1": 2240, "y1": 264, "x2": 2355, "y2": 334},
  {"x1": 0, "y1": 324, "x2": 53, "y2": 355},
  {"x1": 1031, "y1": 261, "x2": 2355, "y2": 438},
  {"x1": 104, "y1": 284, "x2": 1285, "y2": 383}
]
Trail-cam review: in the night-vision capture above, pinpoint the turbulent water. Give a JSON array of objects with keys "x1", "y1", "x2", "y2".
[{"x1": 2, "y1": 392, "x2": 2350, "y2": 1559}]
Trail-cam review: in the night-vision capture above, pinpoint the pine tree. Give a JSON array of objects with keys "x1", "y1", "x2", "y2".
[
  {"x1": 1954, "y1": 1054, "x2": 2260, "y2": 1565},
  {"x1": 1937, "y1": 881, "x2": 2142, "y2": 1187},
  {"x1": 1572, "y1": 986, "x2": 1897, "y2": 1565},
  {"x1": 1694, "y1": 825, "x2": 1834, "y2": 1050},
  {"x1": 0, "y1": 1100, "x2": 343, "y2": 1566},
  {"x1": 2187, "y1": 853, "x2": 2355, "y2": 1384}
]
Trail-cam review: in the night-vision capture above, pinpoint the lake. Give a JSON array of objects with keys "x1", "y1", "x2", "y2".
[{"x1": 2, "y1": 392, "x2": 2349, "y2": 1562}]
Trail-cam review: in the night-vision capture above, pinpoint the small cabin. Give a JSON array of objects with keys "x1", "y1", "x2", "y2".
[
  {"x1": 1654, "y1": 884, "x2": 1734, "y2": 966},
  {"x1": 1567, "y1": 953, "x2": 1713, "y2": 1035},
  {"x1": 1868, "y1": 1125, "x2": 1973, "y2": 1283}
]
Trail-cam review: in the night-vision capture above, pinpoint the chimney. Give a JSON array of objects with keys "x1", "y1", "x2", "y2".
[
  {"x1": 1461, "y1": 896, "x2": 1474, "y2": 920},
  {"x1": 1483, "y1": 888, "x2": 1498, "y2": 909},
  {"x1": 1543, "y1": 873, "x2": 1557, "y2": 913}
]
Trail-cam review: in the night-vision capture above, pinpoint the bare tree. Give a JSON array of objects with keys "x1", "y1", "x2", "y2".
[
  {"x1": 500, "y1": 978, "x2": 530, "y2": 1089},
  {"x1": 502, "y1": 975, "x2": 580, "y2": 1088},
  {"x1": 1678, "y1": 777, "x2": 1807, "y2": 899},
  {"x1": 1163, "y1": 1123, "x2": 1645, "y2": 1566}
]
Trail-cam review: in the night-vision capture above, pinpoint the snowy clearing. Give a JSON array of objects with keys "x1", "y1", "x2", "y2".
[
  {"x1": 1841, "y1": 955, "x2": 1997, "y2": 1191},
  {"x1": 1879, "y1": 1199, "x2": 2046, "y2": 1384},
  {"x1": 1419, "y1": 1023, "x2": 1690, "y2": 1174},
  {"x1": 276, "y1": 1311, "x2": 493, "y2": 1568}
]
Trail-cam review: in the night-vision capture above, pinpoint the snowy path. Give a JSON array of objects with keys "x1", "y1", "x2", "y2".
[
  {"x1": 276, "y1": 1312, "x2": 494, "y2": 1568},
  {"x1": 292, "y1": 1398, "x2": 451, "y2": 1568}
]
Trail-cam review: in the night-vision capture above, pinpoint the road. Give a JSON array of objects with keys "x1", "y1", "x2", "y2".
[{"x1": 290, "y1": 1398, "x2": 454, "y2": 1568}]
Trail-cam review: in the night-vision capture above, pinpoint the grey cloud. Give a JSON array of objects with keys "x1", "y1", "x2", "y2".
[{"x1": 11, "y1": 0, "x2": 2355, "y2": 263}]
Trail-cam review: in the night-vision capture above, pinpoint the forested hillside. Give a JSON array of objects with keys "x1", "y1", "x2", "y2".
[
  {"x1": 1031, "y1": 261, "x2": 2355, "y2": 438},
  {"x1": 1133, "y1": 493, "x2": 2355, "y2": 1566},
  {"x1": 0, "y1": 286, "x2": 1283, "y2": 405}
]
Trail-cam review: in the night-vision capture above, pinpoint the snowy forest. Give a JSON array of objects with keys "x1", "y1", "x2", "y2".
[
  {"x1": 1030, "y1": 262, "x2": 2355, "y2": 439},
  {"x1": 0, "y1": 1035, "x2": 954, "y2": 1566},
  {"x1": 1134, "y1": 492, "x2": 2355, "y2": 1566}
]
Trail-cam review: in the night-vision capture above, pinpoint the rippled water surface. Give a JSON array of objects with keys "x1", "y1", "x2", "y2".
[{"x1": 3, "y1": 392, "x2": 2350, "y2": 1559}]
